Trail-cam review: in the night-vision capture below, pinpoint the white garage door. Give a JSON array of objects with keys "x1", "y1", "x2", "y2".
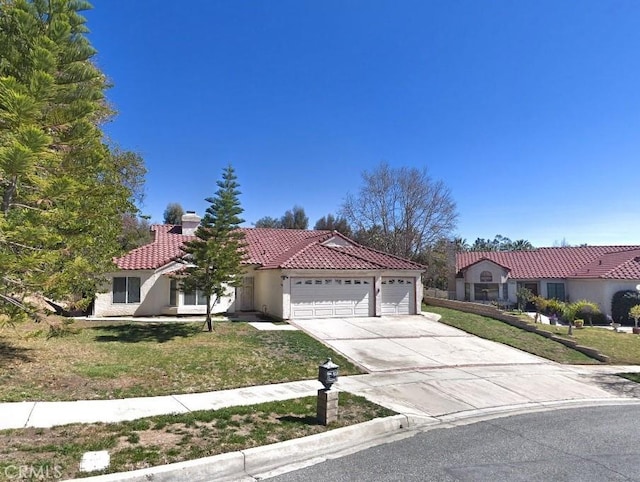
[
  {"x1": 381, "y1": 277, "x2": 415, "y2": 315},
  {"x1": 291, "y1": 277, "x2": 373, "y2": 319}
]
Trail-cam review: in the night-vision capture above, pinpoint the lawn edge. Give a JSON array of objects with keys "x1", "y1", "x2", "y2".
[
  {"x1": 67, "y1": 414, "x2": 411, "y2": 482},
  {"x1": 424, "y1": 298, "x2": 610, "y2": 363}
]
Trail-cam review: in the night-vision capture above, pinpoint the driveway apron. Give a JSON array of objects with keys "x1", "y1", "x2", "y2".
[{"x1": 292, "y1": 315, "x2": 640, "y2": 419}]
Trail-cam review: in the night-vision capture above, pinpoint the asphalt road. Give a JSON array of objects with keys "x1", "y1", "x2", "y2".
[{"x1": 270, "y1": 405, "x2": 640, "y2": 482}]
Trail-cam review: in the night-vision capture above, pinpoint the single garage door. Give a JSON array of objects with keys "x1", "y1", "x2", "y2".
[
  {"x1": 381, "y1": 277, "x2": 415, "y2": 315},
  {"x1": 291, "y1": 277, "x2": 373, "y2": 318}
]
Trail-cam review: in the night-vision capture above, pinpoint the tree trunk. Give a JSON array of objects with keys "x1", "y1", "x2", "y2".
[
  {"x1": 568, "y1": 321, "x2": 573, "y2": 336},
  {"x1": 206, "y1": 295, "x2": 212, "y2": 332}
]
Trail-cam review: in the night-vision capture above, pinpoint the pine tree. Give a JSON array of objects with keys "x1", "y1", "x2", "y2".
[
  {"x1": 0, "y1": 0, "x2": 145, "y2": 318},
  {"x1": 180, "y1": 166, "x2": 246, "y2": 331}
]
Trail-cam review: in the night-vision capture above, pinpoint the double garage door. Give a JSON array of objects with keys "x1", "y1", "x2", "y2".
[{"x1": 290, "y1": 277, "x2": 414, "y2": 319}]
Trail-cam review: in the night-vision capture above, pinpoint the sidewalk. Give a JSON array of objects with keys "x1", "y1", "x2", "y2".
[
  {"x1": 0, "y1": 379, "x2": 320, "y2": 430},
  {"x1": 4, "y1": 364, "x2": 640, "y2": 431}
]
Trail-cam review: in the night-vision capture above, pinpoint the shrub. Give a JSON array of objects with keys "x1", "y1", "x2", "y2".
[
  {"x1": 571, "y1": 300, "x2": 601, "y2": 327},
  {"x1": 612, "y1": 290, "x2": 640, "y2": 326},
  {"x1": 629, "y1": 305, "x2": 640, "y2": 328},
  {"x1": 543, "y1": 298, "x2": 566, "y2": 317}
]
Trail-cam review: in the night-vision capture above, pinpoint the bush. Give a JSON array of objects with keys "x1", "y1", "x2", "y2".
[
  {"x1": 611, "y1": 290, "x2": 640, "y2": 326},
  {"x1": 572, "y1": 300, "x2": 601, "y2": 327},
  {"x1": 543, "y1": 298, "x2": 566, "y2": 317}
]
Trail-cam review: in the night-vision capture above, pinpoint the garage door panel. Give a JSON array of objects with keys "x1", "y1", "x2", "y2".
[
  {"x1": 291, "y1": 277, "x2": 372, "y2": 319},
  {"x1": 381, "y1": 277, "x2": 414, "y2": 315}
]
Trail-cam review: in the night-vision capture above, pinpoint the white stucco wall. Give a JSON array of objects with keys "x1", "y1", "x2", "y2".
[
  {"x1": 464, "y1": 260, "x2": 509, "y2": 284},
  {"x1": 280, "y1": 269, "x2": 423, "y2": 319},
  {"x1": 93, "y1": 262, "x2": 238, "y2": 318},
  {"x1": 254, "y1": 269, "x2": 284, "y2": 319},
  {"x1": 568, "y1": 279, "x2": 640, "y2": 316},
  {"x1": 94, "y1": 270, "x2": 164, "y2": 317}
]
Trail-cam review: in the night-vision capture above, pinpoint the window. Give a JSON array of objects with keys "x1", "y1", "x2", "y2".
[
  {"x1": 335, "y1": 279, "x2": 342, "y2": 285},
  {"x1": 184, "y1": 289, "x2": 207, "y2": 305},
  {"x1": 169, "y1": 279, "x2": 178, "y2": 306},
  {"x1": 324, "y1": 279, "x2": 332, "y2": 285},
  {"x1": 502, "y1": 283, "x2": 509, "y2": 301},
  {"x1": 345, "y1": 280, "x2": 352, "y2": 285},
  {"x1": 315, "y1": 279, "x2": 322, "y2": 285},
  {"x1": 480, "y1": 271, "x2": 493, "y2": 282},
  {"x1": 354, "y1": 280, "x2": 361, "y2": 285},
  {"x1": 474, "y1": 283, "x2": 499, "y2": 301},
  {"x1": 547, "y1": 283, "x2": 565, "y2": 300},
  {"x1": 113, "y1": 277, "x2": 140, "y2": 304}
]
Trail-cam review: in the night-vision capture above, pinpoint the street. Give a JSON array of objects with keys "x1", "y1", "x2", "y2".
[{"x1": 270, "y1": 405, "x2": 640, "y2": 481}]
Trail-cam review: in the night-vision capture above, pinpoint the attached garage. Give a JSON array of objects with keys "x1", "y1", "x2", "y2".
[
  {"x1": 381, "y1": 277, "x2": 415, "y2": 315},
  {"x1": 291, "y1": 277, "x2": 373, "y2": 319}
]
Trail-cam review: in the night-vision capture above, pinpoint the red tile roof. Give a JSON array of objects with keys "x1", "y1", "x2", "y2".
[
  {"x1": 457, "y1": 246, "x2": 640, "y2": 280},
  {"x1": 114, "y1": 226, "x2": 424, "y2": 271}
]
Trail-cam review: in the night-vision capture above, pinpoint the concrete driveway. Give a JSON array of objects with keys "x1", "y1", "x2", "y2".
[
  {"x1": 292, "y1": 314, "x2": 640, "y2": 420},
  {"x1": 293, "y1": 314, "x2": 547, "y2": 372}
]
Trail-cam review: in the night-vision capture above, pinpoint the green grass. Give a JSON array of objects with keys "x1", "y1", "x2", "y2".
[
  {"x1": 424, "y1": 305, "x2": 600, "y2": 364},
  {"x1": 535, "y1": 324, "x2": 640, "y2": 365},
  {"x1": 0, "y1": 393, "x2": 395, "y2": 481},
  {"x1": 0, "y1": 319, "x2": 363, "y2": 402}
]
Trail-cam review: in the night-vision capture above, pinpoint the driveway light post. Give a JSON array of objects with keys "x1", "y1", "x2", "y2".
[{"x1": 317, "y1": 358, "x2": 339, "y2": 425}]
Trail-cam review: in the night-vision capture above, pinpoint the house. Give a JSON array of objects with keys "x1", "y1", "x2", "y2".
[
  {"x1": 93, "y1": 213, "x2": 426, "y2": 319},
  {"x1": 455, "y1": 246, "x2": 640, "y2": 316}
]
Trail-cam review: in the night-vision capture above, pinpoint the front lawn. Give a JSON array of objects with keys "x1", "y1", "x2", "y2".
[
  {"x1": 0, "y1": 393, "x2": 394, "y2": 480},
  {"x1": 424, "y1": 305, "x2": 600, "y2": 364},
  {"x1": 538, "y1": 325, "x2": 640, "y2": 365},
  {"x1": 0, "y1": 319, "x2": 362, "y2": 402}
]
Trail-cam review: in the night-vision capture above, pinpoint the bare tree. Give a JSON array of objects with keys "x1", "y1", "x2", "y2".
[{"x1": 341, "y1": 163, "x2": 457, "y2": 259}]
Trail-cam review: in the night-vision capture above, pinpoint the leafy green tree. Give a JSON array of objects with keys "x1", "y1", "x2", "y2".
[
  {"x1": 180, "y1": 166, "x2": 246, "y2": 332},
  {"x1": 453, "y1": 237, "x2": 470, "y2": 252},
  {"x1": 511, "y1": 239, "x2": 534, "y2": 251},
  {"x1": 470, "y1": 235, "x2": 534, "y2": 252},
  {"x1": 0, "y1": 0, "x2": 145, "y2": 317},
  {"x1": 163, "y1": 202, "x2": 184, "y2": 225},
  {"x1": 118, "y1": 214, "x2": 152, "y2": 251},
  {"x1": 254, "y1": 216, "x2": 281, "y2": 228},
  {"x1": 314, "y1": 213, "x2": 351, "y2": 236},
  {"x1": 516, "y1": 287, "x2": 533, "y2": 312},
  {"x1": 629, "y1": 304, "x2": 640, "y2": 330},
  {"x1": 280, "y1": 205, "x2": 308, "y2": 229}
]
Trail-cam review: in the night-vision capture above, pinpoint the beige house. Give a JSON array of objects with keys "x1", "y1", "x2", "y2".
[
  {"x1": 455, "y1": 246, "x2": 640, "y2": 316},
  {"x1": 93, "y1": 213, "x2": 425, "y2": 319}
]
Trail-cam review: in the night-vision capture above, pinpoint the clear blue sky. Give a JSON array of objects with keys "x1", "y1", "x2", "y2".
[{"x1": 86, "y1": 0, "x2": 640, "y2": 247}]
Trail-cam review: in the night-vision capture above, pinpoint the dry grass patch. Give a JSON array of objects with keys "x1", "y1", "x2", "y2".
[
  {"x1": 0, "y1": 393, "x2": 394, "y2": 480},
  {"x1": 0, "y1": 319, "x2": 362, "y2": 402}
]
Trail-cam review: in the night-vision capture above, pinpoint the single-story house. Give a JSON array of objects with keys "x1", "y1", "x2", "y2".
[
  {"x1": 93, "y1": 213, "x2": 426, "y2": 319},
  {"x1": 455, "y1": 246, "x2": 640, "y2": 316}
]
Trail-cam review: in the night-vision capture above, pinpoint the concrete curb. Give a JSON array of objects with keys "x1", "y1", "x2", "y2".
[
  {"x1": 65, "y1": 398, "x2": 640, "y2": 482},
  {"x1": 69, "y1": 414, "x2": 411, "y2": 482}
]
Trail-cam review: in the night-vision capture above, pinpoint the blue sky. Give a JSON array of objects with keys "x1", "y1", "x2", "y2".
[{"x1": 86, "y1": 0, "x2": 640, "y2": 247}]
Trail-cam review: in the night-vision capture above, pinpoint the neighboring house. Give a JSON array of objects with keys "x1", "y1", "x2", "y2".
[
  {"x1": 456, "y1": 246, "x2": 640, "y2": 316},
  {"x1": 93, "y1": 213, "x2": 425, "y2": 319}
]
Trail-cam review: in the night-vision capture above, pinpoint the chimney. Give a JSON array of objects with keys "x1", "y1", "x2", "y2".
[
  {"x1": 181, "y1": 211, "x2": 200, "y2": 235},
  {"x1": 447, "y1": 240, "x2": 457, "y2": 300}
]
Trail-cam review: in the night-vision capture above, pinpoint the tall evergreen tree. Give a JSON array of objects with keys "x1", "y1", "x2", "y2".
[
  {"x1": 0, "y1": 0, "x2": 145, "y2": 318},
  {"x1": 180, "y1": 166, "x2": 246, "y2": 332}
]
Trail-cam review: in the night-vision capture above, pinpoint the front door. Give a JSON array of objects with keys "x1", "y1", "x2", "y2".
[{"x1": 238, "y1": 277, "x2": 254, "y2": 311}]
